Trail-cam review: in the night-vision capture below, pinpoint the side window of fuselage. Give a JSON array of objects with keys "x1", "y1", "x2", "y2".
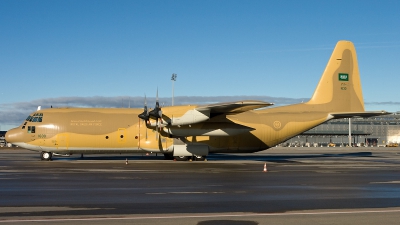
[{"x1": 27, "y1": 126, "x2": 36, "y2": 133}]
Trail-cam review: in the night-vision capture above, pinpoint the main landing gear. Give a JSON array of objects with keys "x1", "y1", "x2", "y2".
[
  {"x1": 40, "y1": 151, "x2": 53, "y2": 161},
  {"x1": 173, "y1": 155, "x2": 207, "y2": 161},
  {"x1": 193, "y1": 155, "x2": 206, "y2": 161},
  {"x1": 164, "y1": 153, "x2": 207, "y2": 161}
]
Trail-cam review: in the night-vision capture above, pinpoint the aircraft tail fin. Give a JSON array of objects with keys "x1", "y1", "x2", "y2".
[{"x1": 307, "y1": 41, "x2": 365, "y2": 113}]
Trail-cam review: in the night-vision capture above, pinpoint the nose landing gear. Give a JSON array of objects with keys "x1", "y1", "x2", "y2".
[{"x1": 40, "y1": 151, "x2": 53, "y2": 161}]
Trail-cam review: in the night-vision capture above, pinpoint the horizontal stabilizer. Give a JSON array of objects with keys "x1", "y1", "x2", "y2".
[{"x1": 330, "y1": 111, "x2": 391, "y2": 119}]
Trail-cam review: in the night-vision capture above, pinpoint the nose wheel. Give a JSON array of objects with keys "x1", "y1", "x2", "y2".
[{"x1": 40, "y1": 151, "x2": 53, "y2": 161}]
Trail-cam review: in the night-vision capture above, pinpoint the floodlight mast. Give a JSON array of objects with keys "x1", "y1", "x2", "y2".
[{"x1": 171, "y1": 73, "x2": 177, "y2": 106}]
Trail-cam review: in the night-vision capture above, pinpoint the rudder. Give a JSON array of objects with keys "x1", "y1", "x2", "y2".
[{"x1": 307, "y1": 41, "x2": 365, "y2": 113}]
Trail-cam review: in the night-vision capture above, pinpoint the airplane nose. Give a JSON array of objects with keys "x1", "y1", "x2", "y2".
[{"x1": 5, "y1": 128, "x2": 23, "y2": 144}]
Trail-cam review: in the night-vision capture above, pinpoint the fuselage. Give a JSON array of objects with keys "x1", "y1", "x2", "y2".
[{"x1": 5, "y1": 103, "x2": 331, "y2": 155}]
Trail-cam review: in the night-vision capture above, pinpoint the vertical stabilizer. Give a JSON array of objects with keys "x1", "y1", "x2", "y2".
[{"x1": 307, "y1": 41, "x2": 365, "y2": 112}]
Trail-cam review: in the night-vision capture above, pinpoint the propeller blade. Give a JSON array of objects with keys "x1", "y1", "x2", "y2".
[
  {"x1": 155, "y1": 118, "x2": 159, "y2": 140},
  {"x1": 138, "y1": 94, "x2": 150, "y2": 121},
  {"x1": 149, "y1": 89, "x2": 162, "y2": 120}
]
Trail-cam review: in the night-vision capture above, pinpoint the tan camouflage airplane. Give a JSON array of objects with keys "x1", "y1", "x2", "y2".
[{"x1": 6, "y1": 40, "x2": 389, "y2": 161}]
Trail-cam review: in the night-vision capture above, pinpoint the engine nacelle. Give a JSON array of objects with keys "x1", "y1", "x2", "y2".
[{"x1": 168, "y1": 109, "x2": 210, "y2": 126}]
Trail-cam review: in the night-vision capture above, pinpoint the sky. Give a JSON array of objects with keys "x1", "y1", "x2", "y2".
[{"x1": 1, "y1": 0, "x2": 400, "y2": 130}]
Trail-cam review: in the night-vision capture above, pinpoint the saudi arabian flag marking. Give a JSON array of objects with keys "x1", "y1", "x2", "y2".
[{"x1": 339, "y1": 73, "x2": 349, "y2": 81}]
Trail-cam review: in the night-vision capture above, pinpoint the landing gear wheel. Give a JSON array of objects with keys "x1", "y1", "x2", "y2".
[
  {"x1": 40, "y1": 151, "x2": 52, "y2": 161},
  {"x1": 194, "y1": 155, "x2": 206, "y2": 161},
  {"x1": 174, "y1": 156, "x2": 189, "y2": 161}
]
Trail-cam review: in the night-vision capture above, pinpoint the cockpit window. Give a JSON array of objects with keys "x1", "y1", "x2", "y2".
[{"x1": 25, "y1": 114, "x2": 43, "y2": 123}]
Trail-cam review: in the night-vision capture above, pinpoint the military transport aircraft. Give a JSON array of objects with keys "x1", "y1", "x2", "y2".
[{"x1": 5, "y1": 41, "x2": 389, "y2": 161}]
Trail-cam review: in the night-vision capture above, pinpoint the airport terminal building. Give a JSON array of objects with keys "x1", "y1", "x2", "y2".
[{"x1": 283, "y1": 113, "x2": 400, "y2": 147}]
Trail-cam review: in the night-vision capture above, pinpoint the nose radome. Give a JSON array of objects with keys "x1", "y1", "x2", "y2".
[{"x1": 5, "y1": 128, "x2": 23, "y2": 144}]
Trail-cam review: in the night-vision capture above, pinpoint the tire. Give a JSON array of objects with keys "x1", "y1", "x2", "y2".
[
  {"x1": 40, "y1": 151, "x2": 52, "y2": 161},
  {"x1": 194, "y1": 155, "x2": 206, "y2": 161},
  {"x1": 174, "y1": 156, "x2": 189, "y2": 161}
]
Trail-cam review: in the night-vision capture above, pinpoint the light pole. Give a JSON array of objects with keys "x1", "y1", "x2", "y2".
[
  {"x1": 171, "y1": 73, "x2": 177, "y2": 106},
  {"x1": 349, "y1": 118, "x2": 352, "y2": 147}
]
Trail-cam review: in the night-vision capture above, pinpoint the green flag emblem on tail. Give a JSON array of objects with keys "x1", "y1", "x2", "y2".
[{"x1": 339, "y1": 73, "x2": 349, "y2": 81}]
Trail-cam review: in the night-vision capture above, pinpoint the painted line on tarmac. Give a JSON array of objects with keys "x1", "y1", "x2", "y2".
[
  {"x1": 145, "y1": 191, "x2": 225, "y2": 194},
  {"x1": 370, "y1": 180, "x2": 400, "y2": 184},
  {"x1": 1, "y1": 209, "x2": 400, "y2": 223}
]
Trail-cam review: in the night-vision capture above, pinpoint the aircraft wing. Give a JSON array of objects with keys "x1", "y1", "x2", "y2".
[
  {"x1": 168, "y1": 100, "x2": 273, "y2": 126},
  {"x1": 330, "y1": 111, "x2": 391, "y2": 119},
  {"x1": 196, "y1": 100, "x2": 273, "y2": 116}
]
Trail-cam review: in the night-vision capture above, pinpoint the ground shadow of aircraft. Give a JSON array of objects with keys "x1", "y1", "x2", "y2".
[
  {"x1": 207, "y1": 152, "x2": 374, "y2": 163},
  {"x1": 52, "y1": 151, "x2": 373, "y2": 163}
]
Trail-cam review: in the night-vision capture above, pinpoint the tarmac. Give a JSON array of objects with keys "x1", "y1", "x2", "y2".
[{"x1": 1, "y1": 146, "x2": 400, "y2": 224}]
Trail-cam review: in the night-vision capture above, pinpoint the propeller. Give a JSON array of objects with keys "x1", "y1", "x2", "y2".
[
  {"x1": 138, "y1": 95, "x2": 150, "y2": 122},
  {"x1": 148, "y1": 89, "x2": 163, "y2": 128},
  {"x1": 138, "y1": 95, "x2": 149, "y2": 140},
  {"x1": 148, "y1": 89, "x2": 163, "y2": 140}
]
